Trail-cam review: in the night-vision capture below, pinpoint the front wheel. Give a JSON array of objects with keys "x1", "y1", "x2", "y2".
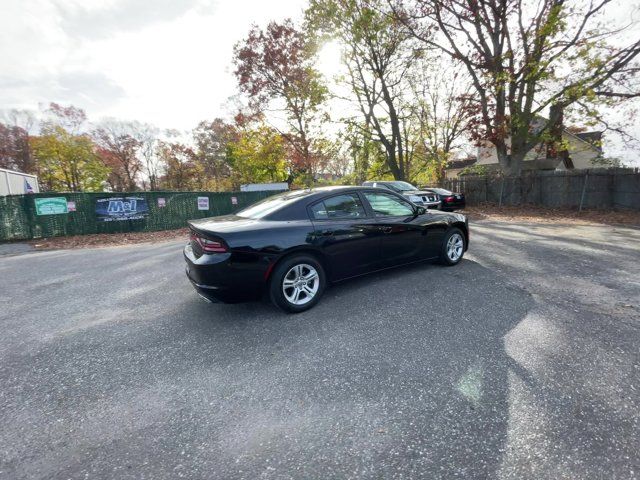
[
  {"x1": 269, "y1": 254, "x2": 326, "y2": 313},
  {"x1": 439, "y1": 228, "x2": 465, "y2": 266}
]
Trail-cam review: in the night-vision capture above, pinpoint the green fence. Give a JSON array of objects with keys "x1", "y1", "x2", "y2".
[{"x1": 0, "y1": 190, "x2": 281, "y2": 241}]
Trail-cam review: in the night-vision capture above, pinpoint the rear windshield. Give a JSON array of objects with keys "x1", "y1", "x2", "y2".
[
  {"x1": 236, "y1": 190, "x2": 309, "y2": 219},
  {"x1": 428, "y1": 188, "x2": 453, "y2": 195}
]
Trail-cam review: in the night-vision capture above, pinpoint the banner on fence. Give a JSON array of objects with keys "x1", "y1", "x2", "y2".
[
  {"x1": 96, "y1": 197, "x2": 149, "y2": 222},
  {"x1": 35, "y1": 197, "x2": 68, "y2": 215},
  {"x1": 0, "y1": 189, "x2": 285, "y2": 241}
]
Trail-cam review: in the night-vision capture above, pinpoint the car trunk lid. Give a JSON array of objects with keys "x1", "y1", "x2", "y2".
[
  {"x1": 188, "y1": 214, "x2": 260, "y2": 234},
  {"x1": 188, "y1": 215, "x2": 259, "y2": 257}
]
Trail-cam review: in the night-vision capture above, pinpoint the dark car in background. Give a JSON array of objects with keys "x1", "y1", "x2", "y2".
[
  {"x1": 184, "y1": 186, "x2": 469, "y2": 313},
  {"x1": 422, "y1": 187, "x2": 466, "y2": 211},
  {"x1": 361, "y1": 181, "x2": 441, "y2": 209}
]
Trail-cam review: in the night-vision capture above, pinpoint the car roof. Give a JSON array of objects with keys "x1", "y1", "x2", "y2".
[
  {"x1": 259, "y1": 186, "x2": 378, "y2": 207},
  {"x1": 253, "y1": 186, "x2": 387, "y2": 221},
  {"x1": 309, "y1": 185, "x2": 369, "y2": 190},
  {"x1": 273, "y1": 185, "x2": 396, "y2": 205}
]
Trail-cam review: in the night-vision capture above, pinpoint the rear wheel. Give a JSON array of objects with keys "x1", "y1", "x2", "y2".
[
  {"x1": 439, "y1": 228, "x2": 465, "y2": 266},
  {"x1": 270, "y1": 254, "x2": 326, "y2": 313}
]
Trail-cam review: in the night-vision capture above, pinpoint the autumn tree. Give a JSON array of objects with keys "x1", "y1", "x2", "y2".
[
  {"x1": 31, "y1": 128, "x2": 107, "y2": 192},
  {"x1": 306, "y1": 0, "x2": 416, "y2": 181},
  {"x1": 406, "y1": 59, "x2": 476, "y2": 182},
  {"x1": 30, "y1": 103, "x2": 109, "y2": 192},
  {"x1": 321, "y1": 139, "x2": 354, "y2": 180},
  {"x1": 157, "y1": 141, "x2": 204, "y2": 191},
  {"x1": 227, "y1": 125, "x2": 288, "y2": 189},
  {"x1": 392, "y1": 0, "x2": 640, "y2": 175},
  {"x1": 0, "y1": 124, "x2": 33, "y2": 173},
  {"x1": 0, "y1": 109, "x2": 35, "y2": 173},
  {"x1": 233, "y1": 19, "x2": 328, "y2": 183},
  {"x1": 131, "y1": 123, "x2": 161, "y2": 190},
  {"x1": 93, "y1": 120, "x2": 143, "y2": 191},
  {"x1": 31, "y1": 131, "x2": 108, "y2": 192},
  {"x1": 337, "y1": 122, "x2": 386, "y2": 183},
  {"x1": 46, "y1": 103, "x2": 87, "y2": 134},
  {"x1": 192, "y1": 119, "x2": 237, "y2": 191}
]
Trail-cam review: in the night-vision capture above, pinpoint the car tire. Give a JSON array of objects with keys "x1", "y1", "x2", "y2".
[
  {"x1": 439, "y1": 228, "x2": 465, "y2": 266},
  {"x1": 269, "y1": 254, "x2": 326, "y2": 313}
]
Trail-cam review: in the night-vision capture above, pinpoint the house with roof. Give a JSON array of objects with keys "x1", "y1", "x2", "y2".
[
  {"x1": 446, "y1": 126, "x2": 604, "y2": 178},
  {"x1": 445, "y1": 158, "x2": 478, "y2": 179}
]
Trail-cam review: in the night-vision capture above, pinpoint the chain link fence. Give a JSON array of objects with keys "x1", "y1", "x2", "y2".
[
  {"x1": 0, "y1": 190, "x2": 281, "y2": 241},
  {"x1": 438, "y1": 168, "x2": 640, "y2": 210}
]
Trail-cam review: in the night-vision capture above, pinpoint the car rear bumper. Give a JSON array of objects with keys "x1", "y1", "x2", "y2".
[
  {"x1": 442, "y1": 200, "x2": 466, "y2": 210},
  {"x1": 185, "y1": 270, "x2": 224, "y2": 303},
  {"x1": 183, "y1": 243, "x2": 269, "y2": 303}
]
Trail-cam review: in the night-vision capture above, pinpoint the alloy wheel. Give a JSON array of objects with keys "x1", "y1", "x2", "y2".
[
  {"x1": 282, "y1": 264, "x2": 319, "y2": 306},
  {"x1": 447, "y1": 233, "x2": 464, "y2": 262}
]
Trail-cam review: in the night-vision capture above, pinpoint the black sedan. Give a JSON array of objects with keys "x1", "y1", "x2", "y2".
[
  {"x1": 423, "y1": 187, "x2": 466, "y2": 211},
  {"x1": 184, "y1": 186, "x2": 469, "y2": 313}
]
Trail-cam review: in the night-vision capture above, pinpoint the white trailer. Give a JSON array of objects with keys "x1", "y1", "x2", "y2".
[
  {"x1": 0, "y1": 168, "x2": 39, "y2": 196},
  {"x1": 240, "y1": 182, "x2": 289, "y2": 192}
]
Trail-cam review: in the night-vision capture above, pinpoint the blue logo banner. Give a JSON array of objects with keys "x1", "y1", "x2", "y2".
[{"x1": 96, "y1": 197, "x2": 149, "y2": 222}]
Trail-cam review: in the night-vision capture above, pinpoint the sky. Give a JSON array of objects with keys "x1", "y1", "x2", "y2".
[
  {"x1": 0, "y1": 0, "x2": 315, "y2": 130},
  {"x1": 0, "y1": 0, "x2": 638, "y2": 165}
]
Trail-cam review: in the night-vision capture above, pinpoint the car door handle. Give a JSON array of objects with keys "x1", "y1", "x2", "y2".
[{"x1": 381, "y1": 226, "x2": 393, "y2": 234}]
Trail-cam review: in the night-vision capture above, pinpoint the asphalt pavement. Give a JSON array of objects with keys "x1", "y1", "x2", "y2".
[{"x1": 0, "y1": 219, "x2": 638, "y2": 479}]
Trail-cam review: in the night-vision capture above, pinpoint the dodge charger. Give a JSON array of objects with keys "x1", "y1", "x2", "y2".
[{"x1": 184, "y1": 186, "x2": 468, "y2": 313}]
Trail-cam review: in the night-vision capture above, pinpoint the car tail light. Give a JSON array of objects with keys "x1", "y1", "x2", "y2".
[
  {"x1": 445, "y1": 196, "x2": 455, "y2": 202},
  {"x1": 190, "y1": 231, "x2": 228, "y2": 253}
]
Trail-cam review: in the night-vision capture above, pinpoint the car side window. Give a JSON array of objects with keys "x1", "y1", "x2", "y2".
[
  {"x1": 363, "y1": 192, "x2": 414, "y2": 217},
  {"x1": 310, "y1": 194, "x2": 366, "y2": 220}
]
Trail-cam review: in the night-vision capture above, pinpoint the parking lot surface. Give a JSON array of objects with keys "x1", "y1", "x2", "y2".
[{"x1": 1, "y1": 220, "x2": 639, "y2": 479}]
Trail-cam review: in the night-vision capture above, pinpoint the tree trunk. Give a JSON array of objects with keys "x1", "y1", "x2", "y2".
[
  {"x1": 380, "y1": 79, "x2": 405, "y2": 181},
  {"x1": 385, "y1": 147, "x2": 403, "y2": 180},
  {"x1": 496, "y1": 145, "x2": 523, "y2": 176}
]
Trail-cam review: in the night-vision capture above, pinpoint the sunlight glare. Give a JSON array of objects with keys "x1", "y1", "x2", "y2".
[{"x1": 318, "y1": 40, "x2": 343, "y2": 80}]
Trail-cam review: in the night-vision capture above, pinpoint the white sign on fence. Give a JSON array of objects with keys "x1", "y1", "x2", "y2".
[{"x1": 197, "y1": 196, "x2": 209, "y2": 210}]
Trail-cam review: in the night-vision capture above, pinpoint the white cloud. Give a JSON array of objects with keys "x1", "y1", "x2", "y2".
[
  {"x1": 53, "y1": 0, "x2": 213, "y2": 39},
  {"x1": 0, "y1": 0, "x2": 307, "y2": 130}
]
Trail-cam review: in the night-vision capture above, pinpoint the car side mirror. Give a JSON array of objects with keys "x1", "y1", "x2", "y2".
[{"x1": 415, "y1": 206, "x2": 426, "y2": 215}]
